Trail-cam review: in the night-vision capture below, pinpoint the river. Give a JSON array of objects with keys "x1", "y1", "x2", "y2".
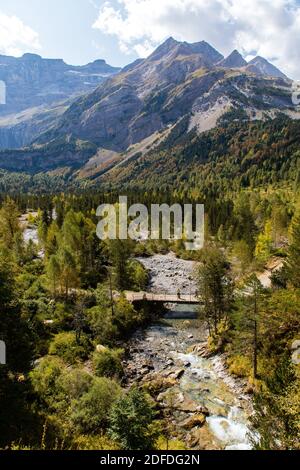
[{"x1": 124, "y1": 254, "x2": 254, "y2": 450}]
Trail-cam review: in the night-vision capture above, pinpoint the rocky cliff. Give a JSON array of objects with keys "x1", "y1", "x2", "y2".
[{"x1": 0, "y1": 53, "x2": 120, "y2": 148}]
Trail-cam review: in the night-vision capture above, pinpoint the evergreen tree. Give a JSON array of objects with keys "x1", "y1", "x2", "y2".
[
  {"x1": 0, "y1": 198, "x2": 22, "y2": 251},
  {"x1": 109, "y1": 387, "x2": 158, "y2": 450},
  {"x1": 287, "y1": 214, "x2": 300, "y2": 287},
  {"x1": 197, "y1": 247, "x2": 234, "y2": 335}
]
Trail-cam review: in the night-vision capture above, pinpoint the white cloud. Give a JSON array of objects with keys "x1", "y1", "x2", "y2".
[
  {"x1": 0, "y1": 11, "x2": 41, "y2": 57},
  {"x1": 93, "y1": 0, "x2": 300, "y2": 79}
]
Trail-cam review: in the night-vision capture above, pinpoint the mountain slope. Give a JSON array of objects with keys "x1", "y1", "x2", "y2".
[
  {"x1": 0, "y1": 53, "x2": 120, "y2": 149},
  {"x1": 0, "y1": 38, "x2": 297, "y2": 175},
  {"x1": 248, "y1": 56, "x2": 288, "y2": 79},
  {"x1": 99, "y1": 115, "x2": 300, "y2": 193},
  {"x1": 36, "y1": 39, "x2": 293, "y2": 150}
]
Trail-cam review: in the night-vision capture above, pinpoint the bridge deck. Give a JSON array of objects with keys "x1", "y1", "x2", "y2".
[{"x1": 125, "y1": 292, "x2": 199, "y2": 304}]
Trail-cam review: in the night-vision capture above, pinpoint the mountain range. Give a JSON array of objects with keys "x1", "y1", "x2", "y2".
[
  {"x1": 0, "y1": 53, "x2": 120, "y2": 148},
  {"x1": 0, "y1": 37, "x2": 298, "y2": 182}
]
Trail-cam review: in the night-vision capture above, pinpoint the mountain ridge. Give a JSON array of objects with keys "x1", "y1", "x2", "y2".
[{"x1": 0, "y1": 38, "x2": 297, "y2": 176}]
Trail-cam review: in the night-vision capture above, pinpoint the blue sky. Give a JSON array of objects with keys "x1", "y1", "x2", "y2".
[
  {"x1": 0, "y1": 0, "x2": 134, "y2": 66},
  {"x1": 1, "y1": 0, "x2": 300, "y2": 78}
]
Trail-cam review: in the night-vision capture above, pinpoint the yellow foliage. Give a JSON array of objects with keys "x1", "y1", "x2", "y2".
[
  {"x1": 227, "y1": 355, "x2": 252, "y2": 378},
  {"x1": 155, "y1": 436, "x2": 187, "y2": 450},
  {"x1": 74, "y1": 434, "x2": 121, "y2": 450}
]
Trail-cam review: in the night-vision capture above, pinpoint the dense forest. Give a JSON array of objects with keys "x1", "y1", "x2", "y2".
[
  {"x1": 102, "y1": 115, "x2": 300, "y2": 195},
  {"x1": 0, "y1": 177, "x2": 299, "y2": 449}
]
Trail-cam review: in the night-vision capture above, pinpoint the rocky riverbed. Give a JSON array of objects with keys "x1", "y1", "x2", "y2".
[
  {"x1": 124, "y1": 319, "x2": 253, "y2": 450},
  {"x1": 136, "y1": 253, "x2": 198, "y2": 295},
  {"x1": 19, "y1": 212, "x2": 39, "y2": 245},
  {"x1": 124, "y1": 253, "x2": 254, "y2": 450}
]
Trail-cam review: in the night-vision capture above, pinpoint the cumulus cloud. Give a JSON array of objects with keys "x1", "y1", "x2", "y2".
[
  {"x1": 0, "y1": 11, "x2": 41, "y2": 57},
  {"x1": 93, "y1": 0, "x2": 300, "y2": 79}
]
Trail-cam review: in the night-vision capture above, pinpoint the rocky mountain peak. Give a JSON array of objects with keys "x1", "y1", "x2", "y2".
[
  {"x1": 249, "y1": 56, "x2": 288, "y2": 79},
  {"x1": 148, "y1": 38, "x2": 223, "y2": 65},
  {"x1": 148, "y1": 37, "x2": 179, "y2": 61},
  {"x1": 219, "y1": 50, "x2": 247, "y2": 68}
]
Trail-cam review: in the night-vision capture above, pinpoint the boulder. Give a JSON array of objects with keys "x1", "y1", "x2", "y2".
[
  {"x1": 144, "y1": 376, "x2": 178, "y2": 395},
  {"x1": 291, "y1": 340, "x2": 300, "y2": 350},
  {"x1": 188, "y1": 425, "x2": 220, "y2": 450},
  {"x1": 180, "y1": 414, "x2": 206, "y2": 430},
  {"x1": 169, "y1": 369, "x2": 185, "y2": 380},
  {"x1": 96, "y1": 344, "x2": 108, "y2": 353}
]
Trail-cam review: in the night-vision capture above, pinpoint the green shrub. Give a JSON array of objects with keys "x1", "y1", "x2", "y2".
[
  {"x1": 113, "y1": 297, "x2": 143, "y2": 338},
  {"x1": 227, "y1": 354, "x2": 252, "y2": 378},
  {"x1": 30, "y1": 356, "x2": 66, "y2": 410},
  {"x1": 109, "y1": 387, "x2": 159, "y2": 450},
  {"x1": 93, "y1": 348, "x2": 124, "y2": 379},
  {"x1": 70, "y1": 377, "x2": 122, "y2": 434},
  {"x1": 155, "y1": 436, "x2": 187, "y2": 450},
  {"x1": 86, "y1": 305, "x2": 117, "y2": 345},
  {"x1": 58, "y1": 368, "x2": 94, "y2": 400},
  {"x1": 128, "y1": 260, "x2": 148, "y2": 291},
  {"x1": 49, "y1": 331, "x2": 91, "y2": 364}
]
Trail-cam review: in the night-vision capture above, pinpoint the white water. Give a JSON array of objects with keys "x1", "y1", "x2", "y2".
[
  {"x1": 207, "y1": 412, "x2": 252, "y2": 450},
  {"x1": 176, "y1": 351, "x2": 253, "y2": 449}
]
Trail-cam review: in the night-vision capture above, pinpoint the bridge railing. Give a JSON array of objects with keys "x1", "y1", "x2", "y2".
[{"x1": 125, "y1": 291, "x2": 200, "y2": 303}]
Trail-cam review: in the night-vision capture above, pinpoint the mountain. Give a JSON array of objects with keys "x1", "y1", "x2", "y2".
[
  {"x1": 0, "y1": 53, "x2": 120, "y2": 116},
  {"x1": 218, "y1": 50, "x2": 247, "y2": 68},
  {"x1": 148, "y1": 37, "x2": 223, "y2": 64},
  {"x1": 0, "y1": 53, "x2": 120, "y2": 148},
  {"x1": 0, "y1": 38, "x2": 297, "y2": 177},
  {"x1": 248, "y1": 56, "x2": 288, "y2": 79}
]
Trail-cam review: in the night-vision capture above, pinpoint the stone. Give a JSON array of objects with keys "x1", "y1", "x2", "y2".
[
  {"x1": 174, "y1": 398, "x2": 202, "y2": 413},
  {"x1": 170, "y1": 369, "x2": 185, "y2": 380},
  {"x1": 180, "y1": 414, "x2": 206, "y2": 430},
  {"x1": 96, "y1": 344, "x2": 108, "y2": 353},
  {"x1": 291, "y1": 340, "x2": 300, "y2": 350},
  {"x1": 188, "y1": 425, "x2": 220, "y2": 450},
  {"x1": 144, "y1": 376, "x2": 178, "y2": 394}
]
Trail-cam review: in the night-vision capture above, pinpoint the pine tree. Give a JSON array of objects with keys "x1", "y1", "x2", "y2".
[
  {"x1": 108, "y1": 387, "x2": 158, "y2": 450},
  {"x1": 0, "y1": 198, "x2": 22, "y2": 250},
  {"x1": 46, "y1": 255, "x2": 61, "y2": 298},
  {"x1": 197, "y1": 247, "x2": 234, "y2": 335},
  {"x1": 287, "y1": 214, "x2": 300, "y2": 288},
  {"x1": 58, "y1": 247, "x2": 79, "y2": 299}
]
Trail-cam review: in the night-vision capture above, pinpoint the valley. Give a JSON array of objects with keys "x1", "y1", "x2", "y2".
[{"x1": 0, "y1": 28, "x2": 299, "y2": 454}]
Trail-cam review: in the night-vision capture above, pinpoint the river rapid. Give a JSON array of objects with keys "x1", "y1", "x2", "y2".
[{"x1": 124, "y1": 254, "x2": 254, "y2": 450}]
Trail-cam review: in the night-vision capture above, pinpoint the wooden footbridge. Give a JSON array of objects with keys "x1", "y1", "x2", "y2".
[{"x1": 125, "y1": 291, "x2": 200, "y2": 304}]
